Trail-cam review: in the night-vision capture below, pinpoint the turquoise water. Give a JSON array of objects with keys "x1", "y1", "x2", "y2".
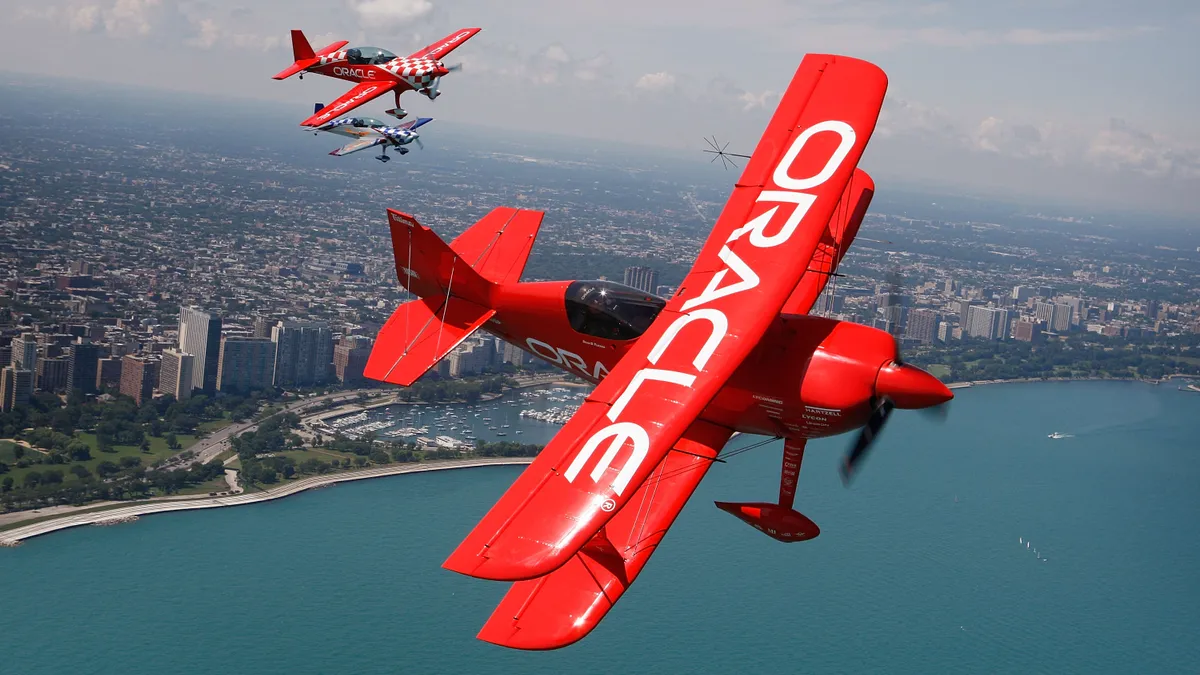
[{"x1": 2, "y1": 381, "x2": 1198, "y2": 674}]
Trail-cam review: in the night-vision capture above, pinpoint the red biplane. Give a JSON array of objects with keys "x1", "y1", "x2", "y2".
[
  {"x1": 272, "y1": 28, "x2": 480, "y2": 127},
  {"x1": 364, "y1": 54, "x2": 952, "y2": 649}
]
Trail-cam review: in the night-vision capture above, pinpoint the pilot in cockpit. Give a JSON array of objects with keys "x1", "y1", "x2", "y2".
[{"x1": 346, "y1": 48, "x2": 367, "y2": 65}]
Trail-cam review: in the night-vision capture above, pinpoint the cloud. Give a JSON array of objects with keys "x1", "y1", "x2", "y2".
[
  {"x1": 53, "y1": 0, "x2": 162, "y2": 36},
  {"x1": 1087, "y1": 118, "x2": 1200, "y2": 180},
  {"x1": 635, "y1": 72, "x2": 677, "y2": 92},
  {"x1": 347, "y1": 0, "x2": 433, "y2": 32}
]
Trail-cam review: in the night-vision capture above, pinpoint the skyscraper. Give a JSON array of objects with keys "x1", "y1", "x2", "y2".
[
  {"x1": 119, "y1": 355, "x2": 159, "y2": 405},
  {"x1": 966, "y1": 306, "x2": 1009, "y2": 340},
  {"x1": 622, "y1": 266, "x2": 659, "y2": 294},
  {"x1": 905, "y1": 309, "x2": 938, "y2": 344},
  {"x1": 1051, "y1": 303, "x2": 1073, "y2": 333},
  {"x1": 179, "y1": 307, "x2": 222, "y2": 393},
  {"x1": 67, "y1": 342, "x2": 102, "y2": 394},
  {"x1": 216, "y1": 337, "x2": 275, "y2": 393},
  {"x1": 0, "y1": 366, "x2": 33, "y2": 412},
  {"x1": 159, "y1": 349, "x2": 195, "y2": 401},
  {"x1": 334, "y1": 337, "x2": 373, "y2": 386},
  {"x1": 10, "y1": 333, "x2": 37, "y2": 371},
  {"x1": 271, "y1": 321, "x2": 334, "y2": 388}
]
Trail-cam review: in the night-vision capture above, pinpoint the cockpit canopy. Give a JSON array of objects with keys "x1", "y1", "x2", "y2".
[
  {"x1": 345, "y1": 47, "x2": 398, "y2": 65},
  {"x1": 565, "y1": 280, "x2": 666, "y2": 341}
]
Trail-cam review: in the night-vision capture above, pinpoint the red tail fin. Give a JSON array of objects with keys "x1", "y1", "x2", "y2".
[
  {"x1": 272, "y1": 30, "x2": 319, "y2": 80},
  {"x1": 365, "y1": 207, "x2": 542, "y2": 386}
]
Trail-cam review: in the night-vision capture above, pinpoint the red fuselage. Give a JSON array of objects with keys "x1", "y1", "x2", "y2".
[{"x1": 479, "y1": 280, "x2": 948, "y2": 442}]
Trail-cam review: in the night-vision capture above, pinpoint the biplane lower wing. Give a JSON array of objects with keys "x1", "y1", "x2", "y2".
[
  {"x1": 477, "y1": 420, "x2": 733, "y2": 650},
  {"x1": 443, "y1": 54, "x2": 889, "y2": 583},
  {"x1": 301, "y1": 80, "x2": 399, "y2": 127}
]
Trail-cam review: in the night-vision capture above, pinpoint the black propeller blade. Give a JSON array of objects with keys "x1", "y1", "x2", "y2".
[{"x1": 840, "y1": 397, "x2": 894, "y2": 486}]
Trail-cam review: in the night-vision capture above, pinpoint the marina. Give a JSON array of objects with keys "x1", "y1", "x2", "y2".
[{"x1": 304, "y1": 385, "x2": 589, "y2": 449}]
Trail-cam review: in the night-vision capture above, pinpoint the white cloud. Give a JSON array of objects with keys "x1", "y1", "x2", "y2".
[
  {"x1": 1087, "y1": 119, "x2": 1200, "y2": 180},
  {"x1": 543, "y1": 45, "x2": 570, "y2": 63},
  {"x1": 347, "y1": 0, "x2": 432, "y2": 32},
  {"x1": 635, "y1": 72, "x2": 676, "y2": 92},
  {"x1": 68, "y1": 6, "x2": 101, "y2": 32}
]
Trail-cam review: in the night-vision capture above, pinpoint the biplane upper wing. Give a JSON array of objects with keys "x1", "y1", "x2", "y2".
[
  {"x1": 301, "y1": 81, "x2": 399, "y2": 127},
  {"x1": 781, "y1": 168, "x2": 875, "y2": 315},
  {"x1": 404, "y1": 27, "x2": 481, "y2": 60},
  {"x1": 443, "y1": 54, "x2": 888, "y2": 583}
]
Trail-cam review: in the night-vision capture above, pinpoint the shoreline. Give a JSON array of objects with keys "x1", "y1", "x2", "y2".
[
  {"x1": 943, "y1": 375, "x2": 1179, "y2": 389},
  {"x1": 0, "y1": 457, "x2": 533, "y2": 547}
]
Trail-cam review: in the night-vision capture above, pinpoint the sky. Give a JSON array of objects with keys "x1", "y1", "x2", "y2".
[{"x1": 3, "y1": 0, "x2": 1199, "y2": 217}]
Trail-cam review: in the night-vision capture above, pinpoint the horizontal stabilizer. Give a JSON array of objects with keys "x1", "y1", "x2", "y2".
[
  {"x1": 272, "y1": 57, "x2": 319, "y2": 80},
  {"x1": 364, "y1": 295, "x2": 495, "y2": 386}
]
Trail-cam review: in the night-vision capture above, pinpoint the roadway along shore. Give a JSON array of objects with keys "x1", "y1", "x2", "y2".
[{"x1": 0, "y1": 457, "x2": 533, "y2": 547}]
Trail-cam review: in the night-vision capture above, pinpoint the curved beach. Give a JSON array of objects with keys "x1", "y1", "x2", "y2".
[{"x1": 0, "y1": 457, "x2": 533, "y2": 546}]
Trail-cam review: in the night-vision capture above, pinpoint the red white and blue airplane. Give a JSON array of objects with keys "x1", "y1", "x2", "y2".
[
  {"x1": 311, "y1": 114, "x2": 434, "y2": 162},
  {"x1": 363, "y1": 54, "x2": 952, "y2": 650},
  {"x1": 272, "y1": 28, "x2": 479, "y2": 127}
]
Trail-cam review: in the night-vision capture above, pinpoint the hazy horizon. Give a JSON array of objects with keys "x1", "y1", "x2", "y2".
[{"x1": 1, "y1": 0, "x2": 1197, "y2": 218}]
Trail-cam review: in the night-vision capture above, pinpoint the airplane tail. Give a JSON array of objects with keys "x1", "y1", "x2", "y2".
[
  {"x1": 364, "y1": 207, "x2": 543, "y2": 386},
  {"x1": 272, "y1": 30, "x2": 350, "y2": 80}
]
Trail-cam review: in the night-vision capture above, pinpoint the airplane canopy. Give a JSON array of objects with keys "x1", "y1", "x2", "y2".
[
  {"x1": 345, "y1": 46, "x2": 397, "y2": 65},
  {"x1": 565, "y1": 280, "x2": 665, "y2": 341}
]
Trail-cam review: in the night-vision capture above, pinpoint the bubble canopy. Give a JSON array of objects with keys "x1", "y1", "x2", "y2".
[{"x1": 564, "y1": 280, "x2": 666, "y2": 341}]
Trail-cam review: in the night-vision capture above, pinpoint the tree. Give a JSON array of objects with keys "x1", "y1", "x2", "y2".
[
  {"x1": 70, "y1": 465, "x2": 92, "y2": 480},
  {"x1": 67, "y1": 440, "x2": 92, "y2": 462},
  {"x1": 13, "y1": 446, "x2": 24, "y2": 460},
  {"x1": 23, "y1": 471, "x2": 42, "y2": 488},
  {"x1": 96, "y1": 461, "x2": 120, "y2": 477},
  {"x1": 140, "y1": 438, "x2": 151, "y2": 454},
  {"x1": 165, "y1": 432, "x2": 179, "y2": 450},
  {"x1": 1, "y1": 476, "x2": 12, "y2": 492}
]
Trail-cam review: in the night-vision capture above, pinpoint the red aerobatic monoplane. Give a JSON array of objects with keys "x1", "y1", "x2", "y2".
[
  {"x1": 272, "y1": 28, "x2": 480, "y2": 127},
  {"x1": 363, "y1": 54, "x2": 952, "y2": 650}
]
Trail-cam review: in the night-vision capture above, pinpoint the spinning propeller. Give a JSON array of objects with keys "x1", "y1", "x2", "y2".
[
  {"x1": 839, "y1": 267, "x2": 953, "y2": 485},
  {"x1": 703, "y1": 136, "x2": 751, "y2": 170}
]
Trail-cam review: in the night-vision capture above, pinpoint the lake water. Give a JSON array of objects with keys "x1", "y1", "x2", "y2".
[{"x1": 2, "y1": 381, "x2": 1198, "y2": 674}]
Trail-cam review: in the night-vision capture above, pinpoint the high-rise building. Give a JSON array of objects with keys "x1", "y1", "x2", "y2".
[
  {"x1": 67, "y1": 342, "x2": 102, "y2": 394},
  {"x1": 814, "y1": 291, "x2": 845, "y2": 315},
  {"x1": 252, "y1": 317, "x2": 274, "y2": 339},
  {"x1": 334, "y1": 337, "x2": 373, "y2": 386},
  {"x1": 966, "y1": 306, "x2": 1009, "y2": 340},
  {"x1": 501, "y1": 342, "x2": 526, "y2": 367},
  {"x1": 179, "y1": 307, "x2": 222, "y2": 393},
  {"x1": 119, "y1": 355, "x2": 159, "y2": 405},
  {"x1": 1011, "y1": 286, "x2": 1033, "y2": 302},
  {"x1": 10, "y1": 333, "x2": 37, "y2": 371},
  {"x1": 622, "y1": 266, "x2": 659, "y2": 294},
  {"x1": 159, "y1": 349, "x2": 195, "y2": 401},
  {"x1": 0, "y1": 366, "x2": 33, "y2": 412},
  {"x1": 1014, "y1": 320, "x2": 1042, "y2": 342},
  {"x1": 96, "y1": 357, "x2": 123, "y2": 391},
  {"x1": 270, "y1": 321, "x2": 334, "y2": 388},
  {"x1": 216, "y1": 337, "x2": 275, "y2": 393},
  {"x1": 36, "y1": 357, "x2": 69, "y2": 392},
  {"x1": 956, "y1": 300, "x2": 975, "y2": 328},
  {"x1": 905, "y1": 309, "x2": 938, "y2": 344},
  {"x1": 1051, "y1": 303, "x2": 1073, "y2": 332},
  {"x1": 936, "y1": 321, "x2": 952, "y2": 343},
  {"x1": 1034, "y1": 301, "x2": 1055, "y2": 325}
]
